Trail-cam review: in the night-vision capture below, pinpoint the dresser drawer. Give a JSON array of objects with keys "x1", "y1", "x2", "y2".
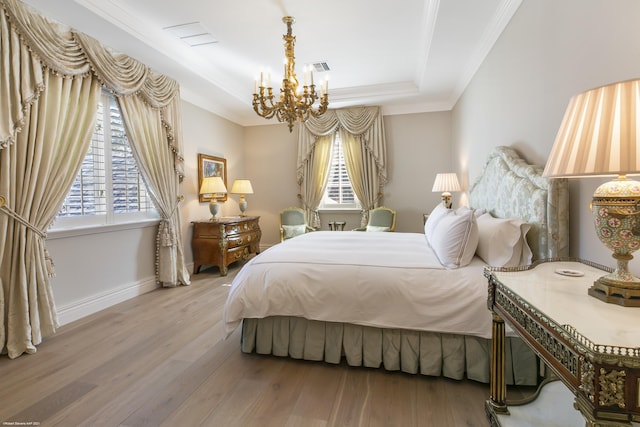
[
  {"x1": 225, "y1": 219, "x2": 259, "y2": 236},
  {"x1": 227, "y1": 231, "x2": 260, "y2": 249}
]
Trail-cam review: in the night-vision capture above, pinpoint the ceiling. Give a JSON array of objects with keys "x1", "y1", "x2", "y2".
[{"x1": 20, "y1": 0, "x2": 522, "y2": 128}]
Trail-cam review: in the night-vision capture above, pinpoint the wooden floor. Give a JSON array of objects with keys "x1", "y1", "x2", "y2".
[{"x1": 0, "y1": 262, "x2": 517, "y2": 427}]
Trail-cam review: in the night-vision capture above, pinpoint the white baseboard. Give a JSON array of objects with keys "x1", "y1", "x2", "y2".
[{"x1": 57, "y1": 276, "x2": 160, "y2": 326}]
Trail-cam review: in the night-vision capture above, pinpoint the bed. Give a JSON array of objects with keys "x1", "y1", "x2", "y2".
[{"x1": 223, "y1": 146, "x2": 569, "y2": 385}]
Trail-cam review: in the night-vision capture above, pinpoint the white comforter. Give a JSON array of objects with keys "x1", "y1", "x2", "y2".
[{"x1": 223, "y1": 231, "x2": 493, "y2": 338}]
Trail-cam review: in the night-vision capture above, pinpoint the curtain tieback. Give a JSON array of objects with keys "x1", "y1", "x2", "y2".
[
  {"x1": 0, "y1": 195, "x2": 47, "y2": 239},
  {"x1": 0, "y1": 195, "x2": 55, "y2": 276},
  {"x1": 159, "y1": 196, "x2": 183, "y2": 247}
]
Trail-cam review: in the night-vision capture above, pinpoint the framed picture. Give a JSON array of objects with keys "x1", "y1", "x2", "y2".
[{"x1": 198, "y1": 154, "x2": 227, "y2": 203}]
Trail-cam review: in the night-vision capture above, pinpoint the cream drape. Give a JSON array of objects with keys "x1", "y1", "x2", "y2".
[
  {"x1": 0, "y1": 0, "x2": 189, "y2": 358},
  {"x1": 0, "y1": 73, "x2": 102, "y2": 358},
  {"x1": 298, "y1": 136, "x2": 333, "y2": 227},
  {"x1": 118, "y1": 95, "x2": 189, "y2": 285},
  {"x1": 297, "y1": 106, "x2": 387, "y2": 226}
]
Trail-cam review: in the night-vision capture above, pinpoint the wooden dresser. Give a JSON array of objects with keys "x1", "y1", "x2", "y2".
[{"x1": 192, "y1": 216, "x2": 261, "y2": 276}]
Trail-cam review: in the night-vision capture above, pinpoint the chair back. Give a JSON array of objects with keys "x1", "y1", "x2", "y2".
[
  {"x1": 279, "y1": 207, "x2": 310, "y2": 241},
  {"x1": 367, "y1": 206, "x2": 396, "y2": 231},
  {"x1": 280, "y1": 207, "x2": 306, "y2": 226}
]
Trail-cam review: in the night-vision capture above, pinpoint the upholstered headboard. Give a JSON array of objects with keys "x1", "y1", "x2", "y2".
[{"x1": 468, "y1": 146, "x2": 569, "y2": 261}]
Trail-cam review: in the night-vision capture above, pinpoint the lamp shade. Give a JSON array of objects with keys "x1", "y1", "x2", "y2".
[
  {"x1": 230, "y1": 179, "x2": 254, "y2": 195},
  {"x1": 543, "y1": 79, "x2": 640, "y2": 178},
  {"x1": 432, "y1": 173, "x2": 461, "y2": 192},
  {"x1": 199, "y1": 176, "x2": 227, "y2": 195}
]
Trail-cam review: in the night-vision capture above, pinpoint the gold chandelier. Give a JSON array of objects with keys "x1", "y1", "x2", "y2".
[{"x1": 252, "y1": 16, "x2": 329, "y2": 132}]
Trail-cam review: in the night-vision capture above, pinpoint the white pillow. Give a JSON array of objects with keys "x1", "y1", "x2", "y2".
[
  {"x1": 366, "y1": 225, "x2": 390, "y2": 232},
  {"x1": 476, "y1": 213, "x2": 532, "y2": 267},
  {"x1": 282, "y1": 224, "x2": 306, "y2": 239},
  {"x1": 426, "y1": 207, "x2": 479, "y2": 269},
  {"x1": 424, "y1": 203, "x2": 449, "y2": 237}
]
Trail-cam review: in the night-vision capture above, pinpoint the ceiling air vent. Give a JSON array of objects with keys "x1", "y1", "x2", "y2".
[
  {"x1": 164, "y1": 22, "x2": 218, "y2": 47},
  {"x1": 312, "y1": 62, "x2": 330, "y2": 73}
]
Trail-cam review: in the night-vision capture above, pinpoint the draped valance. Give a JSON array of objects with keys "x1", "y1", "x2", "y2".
[
  {"x1": 297, "y1": 106, "x2": 387, "y2": 186},
  {"x1": 0, "y1": 0, "x2": 182, "y2": 165}
]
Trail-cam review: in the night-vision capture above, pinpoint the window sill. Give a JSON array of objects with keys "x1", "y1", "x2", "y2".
[
  {"x1": 47, "y1": 218, "x2": 161, "y2": 240},
  {"x1": 317, "y1": 208, "x2": 362, "y2": 213}
]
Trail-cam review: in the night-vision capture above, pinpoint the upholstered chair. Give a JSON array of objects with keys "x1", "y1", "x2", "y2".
[
  {"x1": 279, "y1": 207, "x2": 315, "y2": 242},
  {"x1": 353, "y1": 206, "x2": 397, "y2": 232}
]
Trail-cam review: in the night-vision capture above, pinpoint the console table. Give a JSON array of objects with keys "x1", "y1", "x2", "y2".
[
  {"x1": 192, "y1": 216, "x2": 261, "y2": 276},
  {"x1": 485, "y1": 259, "x2": 640, "y2": 427}
]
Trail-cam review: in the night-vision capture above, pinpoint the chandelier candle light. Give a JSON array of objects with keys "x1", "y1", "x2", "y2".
[
  {"x1": 543, "y1": 78, "x2": 640, "y2": 307},
  {"x1": 252, "y1": 16, "x2": 329, "y2": 132}
]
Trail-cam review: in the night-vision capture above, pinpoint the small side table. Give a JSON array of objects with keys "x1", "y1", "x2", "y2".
[{"x1": 328, "y1": 221, "x2": 346, "y2": 231}]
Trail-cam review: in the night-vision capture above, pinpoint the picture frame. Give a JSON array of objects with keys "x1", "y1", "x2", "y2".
[{"x1": 197, "y1": 153, "x2": 227, "y2": 203}]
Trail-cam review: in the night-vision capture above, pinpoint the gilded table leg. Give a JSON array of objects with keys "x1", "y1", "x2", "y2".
[{"x1": 487, "y1": 312, "x2": 509, "y2": 415}]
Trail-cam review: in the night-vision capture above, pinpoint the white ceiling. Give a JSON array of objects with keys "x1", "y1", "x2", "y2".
[{"x1": 21, "y1": 0, "x2": 522, "y2": 127}]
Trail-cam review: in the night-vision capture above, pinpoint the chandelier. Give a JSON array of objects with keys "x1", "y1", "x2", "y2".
[{"x1": 252, "y1": 16, "x2": 329, "y2": 132}]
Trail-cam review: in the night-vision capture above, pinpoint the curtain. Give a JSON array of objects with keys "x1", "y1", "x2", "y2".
[
  {"x1": 298, "y1": 135, "x2": 332, "y2": 227},
  {"x1": 297, "y1": 106, "x2": 387, "y2": 226},
  {"x1": 0, "y1": 0, "x2": 189, "y2": 358},
  {"x1": 118, "y1": 94, "x2": 189, "y2": 285}
]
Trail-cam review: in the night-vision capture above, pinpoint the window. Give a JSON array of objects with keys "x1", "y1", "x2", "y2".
[
  {"x1": 54, "y1": 92, "x2": 157, "y2": 228},
  {"x1": 319, "y1": 133, "x2": 361, "y2": 210}
]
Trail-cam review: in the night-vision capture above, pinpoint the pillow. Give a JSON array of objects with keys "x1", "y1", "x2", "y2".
[
  {"x1": 426, "y1": 207, "x2": 479, "y2": 269},
  {"x1": 475, "y1": 213, "x2": 532, "y2": 267},
  {"x1": 366, "y1": 225, "x2": 390, "y2": 232},
  {"x1": 424, "y1": 203, "x2": 449, "y2": 236},
  {"x1": 282, "y1": 224, "x2": 306, "y2": 239}
]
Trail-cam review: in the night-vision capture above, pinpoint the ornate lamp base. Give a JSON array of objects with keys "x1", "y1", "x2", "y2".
[
  {"x1": 209, "y1": 198, "x2": 220, "y2": 220},
  {"x1": 588, "y1": 280, "x2": 640, "y2": 307},
  {"x1": 239, "y1": 196, "x2": 248, "y2": 216},
  {"x1": 590, "y1": 176, "x2": 640, "y2": 307}
]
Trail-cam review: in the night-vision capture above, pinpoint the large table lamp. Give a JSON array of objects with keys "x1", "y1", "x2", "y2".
[
  {"x1": 199, "y1": 176, "x2": 227, "y2": 220},
  {"x1": 230, "y1": 179, "x2": 254, "y2": 216},
  {"x1": 543, "y1": 78, "x2": 640, "y2": 306},
  {"x1": 432, "y1": 173, "x2": 461, "y2": 209}
]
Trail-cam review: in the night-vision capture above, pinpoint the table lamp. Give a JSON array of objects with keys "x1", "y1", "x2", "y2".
[
  {"x1": 230, "y1": 179, "x2": 254, "y2": 216},
  {"x1": 199, "y1": 176, "x2": 227, "y2": 220},
  {"x1": 543, "y1": 78, "x2": 640, "y2": 306},
  {"x1": 432, "y1": 173, "x2": 461, "y2": 209}
]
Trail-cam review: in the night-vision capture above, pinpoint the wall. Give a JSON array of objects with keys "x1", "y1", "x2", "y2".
[
  {"x1": 452, "y1": 0, "x2": 640, "y2": 273},
  {"x1": 47, "y1": 100, "x2": 244, "y2": 324},
  {"x1": 243, "y1": 111, "x2": 452, "y2": 245}
]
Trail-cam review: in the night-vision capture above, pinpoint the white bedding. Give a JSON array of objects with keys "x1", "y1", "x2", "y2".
[{"x1": 223, "y1": 231, "x2": 492, "y2": 338}]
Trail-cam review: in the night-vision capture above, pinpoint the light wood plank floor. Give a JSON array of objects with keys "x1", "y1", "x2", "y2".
[{"x1": 0, "y1": 262, "x2": 522, "y2": 427}]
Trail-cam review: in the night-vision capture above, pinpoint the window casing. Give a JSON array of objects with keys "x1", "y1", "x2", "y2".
[
  {"x1": 53, "y1": 92, "x2": 157, "y2": 229},
  {"x1": 319, "y1": 133, "x2": 361, "y2": 210}
]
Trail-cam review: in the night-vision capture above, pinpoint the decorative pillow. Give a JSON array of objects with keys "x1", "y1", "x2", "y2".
[
  {"x1": 366, "y1": 225, "x2": 390, "y2": 232},
  {"x1": 282, "y1": 224, "x2": 306, "y2": 239},
  {"x1": 426, "y1": 207, "x2": 479, "y2": 269},
  {"x1": 424, "y1": 203, "x2": 449, "y2": 237},
  {"x1": 476, "y1": 213, "x2": 532, "y2": 267}
]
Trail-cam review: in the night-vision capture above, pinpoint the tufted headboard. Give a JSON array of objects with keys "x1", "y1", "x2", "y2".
[{"x1": 468, "y1": 146, "x2": 569, "y2": 261}]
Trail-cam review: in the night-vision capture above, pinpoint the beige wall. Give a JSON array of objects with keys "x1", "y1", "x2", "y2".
[{"x1": 452, "y1": 0, "x2": 640, "y2": 274}]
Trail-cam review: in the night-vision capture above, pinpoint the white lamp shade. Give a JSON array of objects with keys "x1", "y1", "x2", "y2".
[
  {"x1": 432, "y1": 173, "x2": 461, "y2": 192},
  {"x1": 230, "y1": 179, "x2": 254, "y2": 195},
  {"x1": 199, "y1": 176, "x2": 227, "y2": 195},
  {"x1": 543, "y1": 78, "x2": 640, "y2": 178}
]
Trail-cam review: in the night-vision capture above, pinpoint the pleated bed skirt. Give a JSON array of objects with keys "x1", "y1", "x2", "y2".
[{"x1": 241, "y1": 316, "x2": 538, "y2": 386}]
